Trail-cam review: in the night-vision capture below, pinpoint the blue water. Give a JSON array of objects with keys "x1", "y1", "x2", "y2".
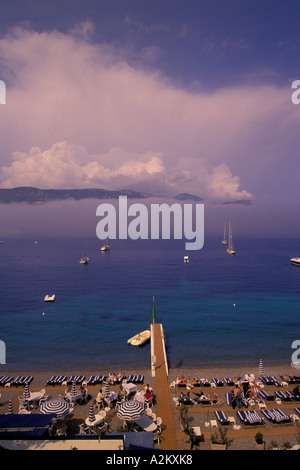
[{"x1": 0, "y1": 236, "x2": 299, "y2": 371}]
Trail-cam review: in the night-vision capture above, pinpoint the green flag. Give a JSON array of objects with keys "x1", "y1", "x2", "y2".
[{"x1": 149, "y1": 298, "x2": 156, "y2": 324}]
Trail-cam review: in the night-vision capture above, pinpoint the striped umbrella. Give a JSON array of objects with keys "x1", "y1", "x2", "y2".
[
  {"x1": 7, "y1": 400, "x2": 13, "y2": 414},
  {"x1": 39, "y1": 399, "x2": 70, "y2": 418},
  {"x1": 71, "y1": 382, "x2": 78, "y2": 398},
  {"x1": 103, "y1": 380, "x2": 110, "y2": 397},
  {"x1": 23, "y1": 382, "x2": 31, "y2": 400},
  {"x1": 259, "y1": 358, "x2": 264, "y2": 375},
  {"x1": 88, "y1": 401, "x2": 96, "y2": 423},
  {"x1": 117, "y1": 400, "x2": 145, "y2": 422}
]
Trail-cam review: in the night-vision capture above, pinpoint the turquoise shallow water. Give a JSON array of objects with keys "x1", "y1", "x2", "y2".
[{"x1": 0, "y1": 236, "x2": 299, "y2": 370}]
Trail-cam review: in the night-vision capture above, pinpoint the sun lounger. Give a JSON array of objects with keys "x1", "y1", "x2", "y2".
[
  {"x1": 259, "y1": 389, "x2": 274, "y2": 401},
  {"x1": 0, "y1": 376, "x2": 13, "y2": 386},
  {"x1": 261, "y1": 408, "x2": 290, "y2": 424},
  {"x1": 259, "y1": 376, "x2": 274, "y2": 385},
  {"x1": 280, "y1": 375, "x2": 296, "y2": 384},
  {"x1": 87, "y1": 375, "x2": 105, "y2": 385},
  {"x1": 200, "y1": 378, "x2": 211, "y2": 387},
  {"x1": 237, "y1": 410, "x2": 264, "y2": 425},
  {"x1": 23, "y1": 376, "x2": 33, "y2": 385},
  {"x1": 226, "y1": 392, "x2": 233, "y2": 406},
  {"x1": 275, "y1": 391, "x2": 291, "y2": 402},
  {"x1": 127, "y1": 375, "x2": 136, "y2": 382},
  {"x1": 223, "y1": 378, "x2": 234, "y2": 386},
  {"x1": 270, "y1": 376, "x2": 283, "y2": 387},
  {"x1": 295, "y1": 407, "x2": 300, "y2": 416},
  {"x1": 212, "y1": 378, "x2": 224, "y2": 387},
  {"x1": 215, "y1": 410, "x2": 230, "y2": 425},
  {"x1": 191, "y1": 378, "x2": 201, "y2": 387},
  {"x1": 11, "y1": 376, "x2": 25, "y2": 386},
  {"x1": 47, "y1": 375, "x2": 67, "y2": 386},
  {"x1": 67, "y1": 375, "x2": 85, "y2": 384},
  {"x1": 135, "y1": 375, "x2": 144, "y2": 383}
]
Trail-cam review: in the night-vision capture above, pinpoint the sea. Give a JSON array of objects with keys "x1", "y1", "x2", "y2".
[{"x1": 0, "y1": 235, "x2": 300, "y2": 372}]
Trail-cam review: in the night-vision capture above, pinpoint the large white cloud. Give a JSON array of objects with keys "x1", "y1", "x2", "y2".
[{"x1": 0, "y1": 24, "x2": 298, "y2": 201}]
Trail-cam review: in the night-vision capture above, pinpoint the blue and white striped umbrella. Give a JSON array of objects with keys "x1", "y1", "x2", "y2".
[
  {"x1": 39, "y1": 399, "x2": 70, "y2": 418},
  {"x1": 88, "y1": 401, "x2": 96, "y2": 423},
  {"x1": 7, "y1": 400, "x2": 13, "y2": 414},
  {"x1": 103, "y1": 380, "x2": 110, "y2": 397},
  {"x1": 259, "y1": 358, "x2": 264, "y2": 375},
  {"x1": 23, "y1": 383, "x2": 31, "y2": 400},
  {"x1": 117, "y1": 400, "x2": 145, "y2": 422},
  {"x1": 71, "y1": 382, "x2": 78, "y2": 398}
]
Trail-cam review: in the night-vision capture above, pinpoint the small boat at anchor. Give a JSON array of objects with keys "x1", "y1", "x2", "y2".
[
  {"x1": 44, "y1": 294, "x2": 55, "y2": 302},
  {"x1": 101, "y1": 237, "x2": 111, "y2": 252},
  {"x1": 127, "y1": 330, "x2": 151, "y2": 347},
  {"x1": 290, "y1": 257, "x2": 300, "y2": 266}
]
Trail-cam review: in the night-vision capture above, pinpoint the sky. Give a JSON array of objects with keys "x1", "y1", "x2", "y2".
[{"x1": 0, "y1": 0, "x2": 300, "y2": 218}]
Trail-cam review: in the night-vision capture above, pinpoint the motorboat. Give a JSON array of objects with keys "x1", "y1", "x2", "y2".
[
  {"x1": 184, "y1": 255, "x2": 189, "y2": 263},
  {"x1": 101, "y1": 237, "x2": 111, "y2": 252},
  {"x1": 44, "y1": 294, "x2": 55, "y2": 302},
  {"x1": 290, "y1": 257, "x2": 300, "y2": 266},
  {"x1": 127, "y1": 330, "x2": 151, "y2": 346}
]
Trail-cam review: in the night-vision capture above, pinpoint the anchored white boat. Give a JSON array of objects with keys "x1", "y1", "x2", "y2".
[
  {"x1": 221, "y1": 222, "x2": 228, "y2": 245},
  {"x1": 127, "y1": 330, "x2": 151, "y2": 346},
  {"x1": 226, "y1": 221, "x2": 236, "y2": 255},
  {"x1": 101, "y1": 237, "x2": 111, "y2": 252},
  {"x1": 44, "y1": 294, "x2": 55, "y2": 302},
  {"x1": 79, "y1": 229, "x2": 89, "y2": 264},
  {"x1": 290, "y1": 257, "x2": 300, "y2": 266}
]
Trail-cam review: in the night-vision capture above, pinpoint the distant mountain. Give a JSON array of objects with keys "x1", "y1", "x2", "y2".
[
  {"x1": 174, "y1": 193, "x2": 204, "y2": 201},
  {"x1": 0, "y1": 187, "x2": 153, "y2": 204}
]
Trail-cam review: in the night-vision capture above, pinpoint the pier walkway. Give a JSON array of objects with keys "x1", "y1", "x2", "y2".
[{"x1": 152, "y1": 323, "x2": 178, "y2": 450}]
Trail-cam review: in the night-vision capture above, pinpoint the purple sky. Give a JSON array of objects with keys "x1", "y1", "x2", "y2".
[{"x1": 0, "y1": 1, "x2": 300, "y2": 238}]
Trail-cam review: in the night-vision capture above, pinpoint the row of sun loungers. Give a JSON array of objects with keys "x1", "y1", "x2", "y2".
[
  {"x1": 1, "y1": 376, "x2": 34, "y2": 387},
  {"x1": 46, "y1": 373, "x2": 144, "y2": 386},
  {"x1": 214, "y1": 408, "x2": 300, "y2": 426}
]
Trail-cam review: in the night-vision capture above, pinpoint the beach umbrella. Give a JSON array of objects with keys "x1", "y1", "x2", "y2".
[
  {"x1": 71, "y1": 382, "x2": 77, "y2": 398},
  {"x1": 39, "y1": 399, "x2": 70, "y2": 418},
  {"x1": 117, "y1": 400, "x2": 145, "y2": 422},
  {"x1": 23, "y1": 382, "x2": 31, "y2": 400},
  {"x1": 259, "y1": 359, "x2": 264, "y2": 376},
  {"x1": 103, "y1": 380, "x2": 110, "y2": 397},
  {"x1": 6, "y1": 400, "x2": 13, "y2": 414},
  {"x1": 88, "y1": 401, "x2": 96, "y2": 423}
]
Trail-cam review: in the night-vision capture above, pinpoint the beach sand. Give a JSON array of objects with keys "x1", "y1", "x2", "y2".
[{"x1": 0, "y1": 363, "x2": 299, "y2": 451}]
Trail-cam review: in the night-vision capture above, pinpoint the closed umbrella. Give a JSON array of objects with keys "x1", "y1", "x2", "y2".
[
  {"x1": 39, "y1": 399, "x2": 70, "y2": 418},
  {"x1": 23, "y1": 383, "x2": 31, "y2": 400},
  {"x1": 71, "y1": 382, "x2": 77, "y2": 398},
  {"x1": 259, "y1": 359, "x2": 264, "y2": 376},
  {"x1": 117, "y1": 400, "x2": 145, "y2": 422},
  {"x1": 103, "y1": 380, "x2": 110, "y2": 397},
  {"x1": 7, "y1": 400, "x2": 13, "y2": 414},
  {"x1": 88, "y1": 401, "x2": 96, "y2": 423}
]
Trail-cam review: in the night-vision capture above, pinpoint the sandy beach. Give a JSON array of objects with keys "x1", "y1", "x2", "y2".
[{"x1": 1, "y1": 362, "x2": 300, "y2": 450}]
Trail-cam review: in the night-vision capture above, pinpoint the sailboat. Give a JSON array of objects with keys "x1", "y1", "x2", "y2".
[
  {"x1": 226, "y1": 221, "x2": 236, "y2": 255},
  {"x1": 101, "y1": 237, "x2": 111, "y2": 252},
  {"x1": 79, "y1": 230, "x2": 89, "y2": 264},
  {"x1": 221, "y1": 223, "x2": 228, "y2": 245}
]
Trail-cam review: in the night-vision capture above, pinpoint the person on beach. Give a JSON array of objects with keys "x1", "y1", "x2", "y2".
[
  {"x1": 118, "y1": 385, "x2": 125, "y2": 401},
  {"x1": 144, "y1": 387, "x2": 152, "y2": 401},
  {"x1": 96, "y1": 388, "x2": 104, "y2": 408},
  {"x1": 80, "y1": 385, "x2": 88, "y2": 404},
  {"x1": 234, "y1": 384, "x2": 243, "y2": 410}
]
